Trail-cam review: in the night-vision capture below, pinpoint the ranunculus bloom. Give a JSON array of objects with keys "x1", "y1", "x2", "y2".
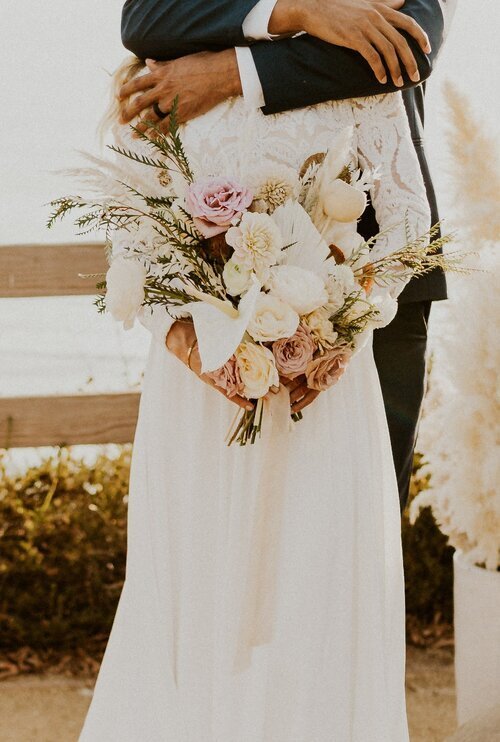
[
  {"x1": 223, "y1": 257, "x2": 253, "y2": 296},
  {"x1": 205, "y1": 355, "x2": 244, "y2": 398},
  {"x1": 305, "y1": 347, "x2": 352, "y2": 391},
  {"x1": 272, "y1": 325, "x2": 316, "y2": 379},
  {"x1": 247, "y1": 293, "x2": 299, "y2": 343},
  {"x1": 105, "y1": 256, "x2": 147, "y2": 330},
  {"x1": 185, "y1": 177, "x2": 253, "y2": 238},
  {"x1": 235, "y1": 341, "x2": 279, "y2": 399},
  {"x1": 266, "y1": 265, "x2": 328, "y2": 316},
  {"x1": 328, "y1": 263, "x2": 357, "y2": 295}
]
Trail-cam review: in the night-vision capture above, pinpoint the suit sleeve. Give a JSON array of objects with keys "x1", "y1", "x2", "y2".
[
  {"x1": 251, "y1": 0, "x2": 445, "y2": 114},
  {"x1": 121, "y1": 0, "x2": 261, "y2": 59}
]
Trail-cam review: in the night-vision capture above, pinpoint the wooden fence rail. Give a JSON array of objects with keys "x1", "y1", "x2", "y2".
[
  {"x1": 0, "y1": 243, "x2": 108, "y2": 297},
  {"x1": 0, "y1": 243, "x2": 141, "y2": 448}
]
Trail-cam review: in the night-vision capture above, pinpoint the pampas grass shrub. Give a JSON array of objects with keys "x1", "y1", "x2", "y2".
[{"x1": 411, "y1": 85, "x2": 500, "y2": 571}]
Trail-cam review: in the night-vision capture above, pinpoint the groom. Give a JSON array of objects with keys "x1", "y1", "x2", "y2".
[{"x1": 119, "y1": 0, "x2": 454, "y2": 512}]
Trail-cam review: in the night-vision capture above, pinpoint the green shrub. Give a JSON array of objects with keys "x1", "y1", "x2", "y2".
[
  {"x1": 0, "y1": 447, "x2": 129, "y2": 650},
  {"x1": 0, "y1": 447, "x2": 453, "y2": 653}
]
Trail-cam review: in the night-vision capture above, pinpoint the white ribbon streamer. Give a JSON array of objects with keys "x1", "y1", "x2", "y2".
[{"x1": 233, "y1": 385, "x2": 293, "y2": 673}]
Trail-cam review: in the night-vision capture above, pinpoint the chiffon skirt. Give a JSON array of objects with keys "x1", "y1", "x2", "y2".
[{"x1": 79, "y1": 332, "x2": 409, "y2": 742}]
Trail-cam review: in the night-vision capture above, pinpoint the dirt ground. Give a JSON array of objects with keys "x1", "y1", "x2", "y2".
[{"x1": 0, "y1": 646, "x2": 456, "y2": 742}]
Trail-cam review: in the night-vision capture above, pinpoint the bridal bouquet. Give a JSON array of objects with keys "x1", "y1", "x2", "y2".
[{"x1": 49, "y1": 104, "x2": 460, "y2": 445}]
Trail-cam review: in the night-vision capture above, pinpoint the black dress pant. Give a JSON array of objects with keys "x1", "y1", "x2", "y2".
[{"x1": 372, "y1": 300, "x2": 432, "y2": 513}]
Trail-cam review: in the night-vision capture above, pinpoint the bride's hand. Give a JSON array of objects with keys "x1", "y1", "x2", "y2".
[
  {"x1": 166, "y1": 321, "x2": 254, "y2": 411},
  {"x1": 270, "y1": 0, "x2": 431, "y2": 87},
  {"x1": 281, "y1": 375, "x2": 321, "y2": 414}
]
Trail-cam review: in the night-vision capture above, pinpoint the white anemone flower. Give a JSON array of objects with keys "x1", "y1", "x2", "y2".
[{"x1": 183, "y1": 278, "x2": 262, "y2": 373}]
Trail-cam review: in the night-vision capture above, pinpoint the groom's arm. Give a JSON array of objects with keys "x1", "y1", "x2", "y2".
[
  {"x1": 121, "y1": 0, "x2": 261, "y2": 58},
  {"x1": 121, "y1": 0, "x2": 446, "y2": 124},
  {"x1": 251, "y1": 0, "x2": 445, "y2": 113}
]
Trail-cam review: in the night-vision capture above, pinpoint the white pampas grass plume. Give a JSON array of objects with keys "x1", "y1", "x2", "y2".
[{"x1": 443, "y1": 82, "x2": 500, "y2": 243}]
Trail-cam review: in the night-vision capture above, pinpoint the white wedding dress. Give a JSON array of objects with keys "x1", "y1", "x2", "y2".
[{"x1": 79, "y1": 92, "x2": 429, "y2": 742}]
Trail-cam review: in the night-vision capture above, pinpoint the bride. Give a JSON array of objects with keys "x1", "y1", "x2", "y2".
[{"x1": 79, "y1": 15, "x2": 431, "y2": 742}]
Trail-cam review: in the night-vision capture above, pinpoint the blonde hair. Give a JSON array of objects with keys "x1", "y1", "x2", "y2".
[{"x1": 99, "y1": 55, "x2": 145, "y2": 139}]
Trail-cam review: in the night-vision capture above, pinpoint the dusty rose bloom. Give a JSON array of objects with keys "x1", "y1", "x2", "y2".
[
  {"x1": 305, "y1": 347, "x2": 352, "y2": 391},
  {"x1": 272, "y1": 325, "x2": 316, "y2": 380},
  {"x1": 205, "y1": 355, "x2": 245, "y2": 398},
  {"x1": 186, "y1": 177, "x2": 253, "y2": 238}
]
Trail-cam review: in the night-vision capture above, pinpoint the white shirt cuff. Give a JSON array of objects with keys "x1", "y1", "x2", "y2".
[
  {"x1": 235, "y1": 46, "x2": 266, "y2": 109},
  {"x1": 242, "y1": 0, "x2": 279, "y2": 40}
]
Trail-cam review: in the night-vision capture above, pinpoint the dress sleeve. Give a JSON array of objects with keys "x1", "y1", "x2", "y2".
[{"x1": 353, "y1": 93, "x2": 431, "y2": 296}]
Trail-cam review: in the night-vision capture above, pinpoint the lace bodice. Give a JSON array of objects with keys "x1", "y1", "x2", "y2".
[
  {"x1": 179, "y1": 92, "x2": 430, "y2": 256},
  {"x1": 113, "y1": 91, "x2": 430, "y2": 342}
]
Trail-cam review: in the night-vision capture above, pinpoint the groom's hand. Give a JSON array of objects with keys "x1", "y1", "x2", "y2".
[
  {"x1": 119, "y1": 50, "x2": 242, "y2": 132},
  {"x1": 270, "y1": 0, "x2": 431, "y2": 86}
]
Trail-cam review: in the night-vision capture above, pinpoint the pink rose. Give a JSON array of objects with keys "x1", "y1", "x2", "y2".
[
  {"x1": 186, "y1": 177, "x2": 253, "y2": 238},
  {"x1": 205, "y1": 355, "x2": 245, "y2": 398},
  {"x1": 305, "y1": 347, "x2": 352, "y2": 391},
  {"x1": 272, "y1": 325, "x2": 316, "y2": 380}
]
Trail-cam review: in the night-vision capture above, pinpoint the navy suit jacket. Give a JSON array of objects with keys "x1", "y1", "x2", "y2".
[{"x1": 121, "y1": 0, "x2": 447, "y2": 303}]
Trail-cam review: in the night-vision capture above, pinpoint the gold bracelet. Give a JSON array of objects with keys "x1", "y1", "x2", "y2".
[{"x1": 187, "y1": 338, "x2": 198, "y2": 371}]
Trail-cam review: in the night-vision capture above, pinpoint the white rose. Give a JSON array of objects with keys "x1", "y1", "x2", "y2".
[
  {"x1": 328, "y1": 223, "x2": 365, "y2": 259},
  {"x1": 223, "y1": 258, "x2": 253, "y2": 296},
  {"x1": 226, "y1": 212, "x2": 283, "y2": 277},
  {"x1": 266, "y1": 265, "x2": 328, "y2": 316},
  {"x1": 303, "y1": 307, "x2": 338, "y2": 349},
  {"x1": 325, "y1": 276, "x2": 345, "y2": 313},
  {"x1": 369, "y1": 293, "x2": 398, "y2": 329},
  {"x1": 327, "y1": 264, "x2": 357, "y2": 295},
  {"x1": 247, "y1": 293, "x2": 299, "y2": 343},
  {"x1": 235, "y1": 341, "x2": 280, "y2": 399},
  {"x1": 105, "y1": 257, "x2": 147, "y2": 330}
]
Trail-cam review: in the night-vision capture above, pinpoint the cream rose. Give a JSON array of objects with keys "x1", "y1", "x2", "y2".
[
  {"x1": 225, "y1": 211, "x2": 283, "y2": 280},
  {"x1": 266, "y1": 265, "x2": 328, "y2": 316},
  {"x1": 303, "y1": 307, "x2": 339, "y2": 350},
  {"x1": 105, "y1": 256, "x2": 147, "y2": 330},
  {"x1": 235, "y1": 341, "x2": 280, "y2": 399},
  {"x1": 223, "y1": 258, "x2": 253, "y2": 296},
  {"x1": 247, "y1": 293, "x2": 299, "y2": 343}
]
